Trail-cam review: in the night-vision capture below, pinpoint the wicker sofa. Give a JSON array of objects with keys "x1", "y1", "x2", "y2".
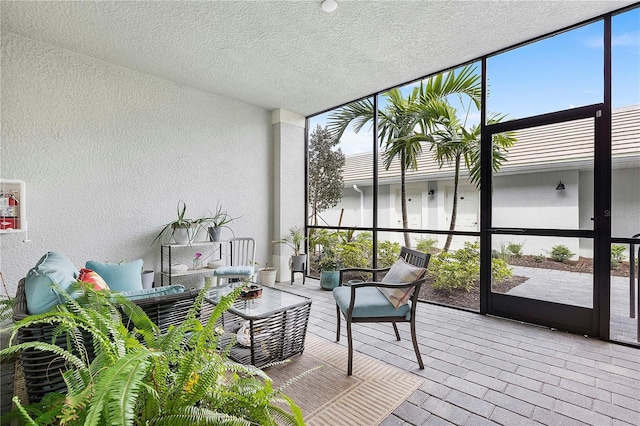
[{"x1": 12, "y1": 278, "x2": 202, "y2": 403}]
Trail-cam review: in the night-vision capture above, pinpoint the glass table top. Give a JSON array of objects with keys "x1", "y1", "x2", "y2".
[{"x1": 204, "y1": 284, "x2": 311, "y2": 319}]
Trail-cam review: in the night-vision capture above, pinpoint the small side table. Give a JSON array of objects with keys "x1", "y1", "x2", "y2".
[
  {"x1": 203, "y1": 285, "x2": 312, "y2": 367},
  {"x1": 291, "y1": 262, "x2": 305, "y2": 285}
]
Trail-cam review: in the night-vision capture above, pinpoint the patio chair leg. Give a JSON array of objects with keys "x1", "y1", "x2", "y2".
[
  {"x1": 410, "y1": 319, "x2": 424, "y2": 370},
  {"x1": 347, "y1": 320, "x2": 353, "y2": 375},
  {"x1": 392, "y1": 322, "x2": 401, "y2": 341},
  {"x1": 335, "y1": 305, "x2": 341, "y2": 342}
]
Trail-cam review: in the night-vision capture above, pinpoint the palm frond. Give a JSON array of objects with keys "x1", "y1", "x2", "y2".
[
  {"x1": 326, "y1": 98, "x2": 374, "y2": 142},
  {"x1": 421, "y1": 64, "x2": 481, "y2": 109}
]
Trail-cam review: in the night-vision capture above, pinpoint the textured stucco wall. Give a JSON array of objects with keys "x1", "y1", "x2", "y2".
[{"x1": 0, "y1": 33, "x2": 273, "y2": 295}]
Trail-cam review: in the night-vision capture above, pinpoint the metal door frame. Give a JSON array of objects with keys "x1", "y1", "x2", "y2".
[{"x1": 481, "y1": 104, "x2": 609, "y2": 337}]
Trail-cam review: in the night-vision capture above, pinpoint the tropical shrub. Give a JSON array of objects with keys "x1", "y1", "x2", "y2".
[
  {"x1": 550, "y1": 245, "x2": 574, "y2": 263},
  {"x1": 310, "y1": 229, "x2": 344, "y2": 273},
  {"x1": 340, "y1": 232, "x2": 372, "y2": 270},
  {"x1": 429, "y1": 242, "x2": 513, "y2": 292},
  {"x1": 506, "y1": 241, "x2": 524, "y2": 258},
  {"x1": 534, "y1": 254, "x2": 546, "y2": 263},
  {"x1": 492, "y1": 257, "x2": 513, "y2": 284},
  {"x1": 415, "y1": 237, "x2": 439, "y2": 255},
  {"x1": 0, "y1": 282, "x2": 304, "y2": 426},
  {"x1": 309, "y1": 230, "x2": 406, "y2": 279},
  {"x1": 377, "y1": 240, "x2": 401, "y2": 268},
  {"x1": 492, "y1": 241, "x2": 524, "y2": 262},
  {"x1": 492, "y1": 243, "x2": 510, "y2": 262},
  {"x1": 610, "y1": 244, "x2": 626, "y2": 269}
]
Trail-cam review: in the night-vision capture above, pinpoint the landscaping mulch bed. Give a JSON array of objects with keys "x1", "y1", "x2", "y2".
[
  {"x1": 418, "y1": 255, "x2": 635, "y2": 311},
  {"x1": 418, "y1": 275, "x2": 526, "y2": 311},
  {"x1": 508, "y1": 255, "x2": 632, "y2": 277}
]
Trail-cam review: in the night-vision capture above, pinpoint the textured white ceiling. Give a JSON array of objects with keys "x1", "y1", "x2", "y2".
[{"x1": 1, "y1": 0, "x2": 636, "y2": 116}]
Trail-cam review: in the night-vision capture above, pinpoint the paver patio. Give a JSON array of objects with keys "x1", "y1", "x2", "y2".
[
  {"x1": 280, "y1": 278, "x2": 640, "y2": 425},
  {"x1": 508, "y1": 266, "x2": 638, "y2": 346}
]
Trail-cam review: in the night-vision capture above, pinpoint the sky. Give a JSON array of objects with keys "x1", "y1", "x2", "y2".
[{"x1": 309, "y1": 7, "x2": 639, "y2": 156}]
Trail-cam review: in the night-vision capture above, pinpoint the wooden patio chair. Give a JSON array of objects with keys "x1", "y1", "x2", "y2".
[{"x1": 333, "y1": 247, "x2": 430, "y2": 375}]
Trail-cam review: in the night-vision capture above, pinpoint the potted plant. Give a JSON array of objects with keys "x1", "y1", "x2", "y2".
[
  {"x1": 208, "y1": 203, "x2": 238, "y2": 242},
  {"x1": 273, "y1": 226, "x2": 307, "y2": 272},
  {"x1": 153, "y1": 200, "x2": 213, "y2": 245},
  {"x1": 258, "y1": 262, "x2": 278, "y2": 287},
  {"x1": 319, "y1": 246, "x2": 341, "y2": 290},
  {"x1": 0, "y1": 283, "x2": 305, "y2": 425}
]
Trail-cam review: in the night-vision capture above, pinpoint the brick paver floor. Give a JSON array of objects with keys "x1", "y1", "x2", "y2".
[
  {"x1": 278, "y1": 278, "x2": 640, "y2": 425},
  {"x1": 507, "y1": 266, "x2": 637, "y2": 346}
]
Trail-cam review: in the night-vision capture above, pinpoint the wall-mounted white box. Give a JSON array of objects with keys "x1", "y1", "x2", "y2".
[{"x1": 0, "y1": 179, "x2": 26, "y2": 233}]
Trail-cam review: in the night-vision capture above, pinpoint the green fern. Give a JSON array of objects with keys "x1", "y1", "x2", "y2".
[
  {"x1": 0, "y1": 296, "x2": 13, "y2": 324},
  {"x1": 1, "y1": 281, "x2": 305, "y2": 425}
]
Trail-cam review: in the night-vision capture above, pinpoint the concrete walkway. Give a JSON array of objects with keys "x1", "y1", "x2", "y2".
[
  {"x1": 507, "y1": 266, "x2": 638, "y2": 345},
  {"x1": 280, "y1": 278, "x2": 640, "y2": 425}
]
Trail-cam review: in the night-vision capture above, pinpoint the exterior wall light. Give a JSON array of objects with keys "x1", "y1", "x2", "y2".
[
  {"x1": 428, "y1": 189, "x2": 435, "y2": 195},
  {"x1": 556, "y1": 181, "x2": 566, "y2": 190}
]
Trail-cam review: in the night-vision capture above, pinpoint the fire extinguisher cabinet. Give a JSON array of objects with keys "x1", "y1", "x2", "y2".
[{"x1": 0, "y1": 179, "x2": 26, "y2": 233}]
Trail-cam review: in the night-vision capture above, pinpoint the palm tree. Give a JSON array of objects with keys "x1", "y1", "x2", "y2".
[
  {"x1": 327, "y1": 65, "x2": 481, "y2": 248},
  {"x1": 423, "y1": 110, "x2": 516, "y2": 252}
]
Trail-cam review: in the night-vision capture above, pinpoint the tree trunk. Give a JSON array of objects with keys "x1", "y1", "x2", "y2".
[
  {"x1": 443, "y1": 153, "x2": 461, "y2": 252},
  {"x1": 401, "y1": 157, "x2": 411, "y2": 248},
  {"x1": 312, "y1": 191, "x2": 319, "y2": 226}
]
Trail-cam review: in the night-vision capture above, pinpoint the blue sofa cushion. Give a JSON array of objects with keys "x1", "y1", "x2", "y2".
[
  {"x1": 213, "y1": 266, "x2": 254, "y2": 276},
  {"x1": 85, "y1": 259, "x2": 143, "y2": 292},
  {"x1": 120, "y1": 285, "x2": 185, "y2": 301},
  {"x1": 24, "y1": 252, "x2": 80, "y2": 314},
  {"x1": 333, "y1": 286, "x2": 411, "y2": 319}
]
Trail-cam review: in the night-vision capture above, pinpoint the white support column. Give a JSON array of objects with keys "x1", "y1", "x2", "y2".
[{"x1": 271, "y1": 109, "x2": 306, "y2": 282}]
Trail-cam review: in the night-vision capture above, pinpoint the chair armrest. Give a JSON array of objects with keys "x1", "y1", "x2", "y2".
[
  {"x1": 338, "y1": 267, "x2": 391, "y2": 286},
  {"x1": 351, "y1": 278, "x2": 427, "y2": 296},
  {"x1": 349, "y1": 278, "x2": 426, "y2": 291}
]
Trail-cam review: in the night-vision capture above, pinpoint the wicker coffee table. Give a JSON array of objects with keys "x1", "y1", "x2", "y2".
[{"x1": 203, "y1": 284, "x2": 312, "y2": 367}]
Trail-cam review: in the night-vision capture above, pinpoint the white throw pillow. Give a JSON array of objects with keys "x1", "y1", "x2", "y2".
[{"x1": 379, "y1": 257, "x2": 426, "y2": 308}]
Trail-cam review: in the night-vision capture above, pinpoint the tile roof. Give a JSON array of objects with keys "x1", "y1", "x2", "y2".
[{"x1": 342, "y1": 105, "x2": 640, "y2": 185}]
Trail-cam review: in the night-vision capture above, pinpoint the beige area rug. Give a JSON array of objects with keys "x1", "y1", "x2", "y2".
[{"x1": 265, "y1": 333, "x2": 424, "y2": 426}]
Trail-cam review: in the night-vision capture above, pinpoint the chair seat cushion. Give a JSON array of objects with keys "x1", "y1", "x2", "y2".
[
  {"x1": 214, "y1": 266, "x2": 254, "y2": 276},
  {"x1": 120, "y1": 284, "x2": 185, "y2": 301},
  {"x1": 333, "y1": 286, "x2": 411, "y2": 319}
]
